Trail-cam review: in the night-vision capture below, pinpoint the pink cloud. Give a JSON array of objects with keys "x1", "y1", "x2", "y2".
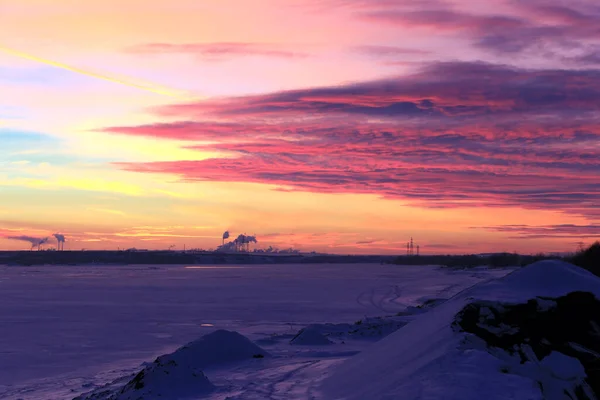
[
  {"x1": 126, "y1": 42, "x2": 310, "y2": 60},
  {"x1": 102, "y1": 61, "x2": 600, "y2": 221}
]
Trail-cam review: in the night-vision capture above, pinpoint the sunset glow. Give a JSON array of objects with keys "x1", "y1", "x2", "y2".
[{"x1": 1, "y1": 0, "x2": 599, "y2": 254}]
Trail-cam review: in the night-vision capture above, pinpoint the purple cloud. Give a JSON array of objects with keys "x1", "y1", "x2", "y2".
[
  {"x1": 474, "y1": 224, "x2": 600, "y2": 239},
  {"x1": 356, "y1": 1, "x2": 600, "y2": 62}
]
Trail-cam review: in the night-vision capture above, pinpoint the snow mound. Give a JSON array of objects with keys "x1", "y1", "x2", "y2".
[
  {"x1": 153, "y1": 329, "x2": 269, "y2": 369},
  {"x1": 321, "y1": 261, "x2": 600, "y2": 400},
  {"x1": 290, "y1": 326, "x2": 333, "y2": 346},
  {"x1": 83, "y1": 330, "x2": 268, "y2": 400},
  {"x1": 470, "y1": 259, "x2": 600, "y2": 302},
  {"x1": 116, "y1": 358, "x2": 215, "y2": 400}
]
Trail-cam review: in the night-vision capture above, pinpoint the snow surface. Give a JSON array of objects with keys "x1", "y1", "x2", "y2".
[
  {"x1": 112, "y1": 330, "x2": 268, "y2": 400},
  {"x1": 470, "y1": 259, "x2": 600, "y2": 302},
  {"x1": 0, "y1": 263, "x2": 513, "y2": 399},
  {"x1": 149, "y1": 329, "x2": 269, "y2": 369},
  {"x1": 320, "y1": 260, "x2": 600, "y2": 400},
  {"x1": 290, "y1": 326, "x2": 333, "y2": 346},
  {"x1": 116, "y1": 359, "x2": 214, "y2": 400}
]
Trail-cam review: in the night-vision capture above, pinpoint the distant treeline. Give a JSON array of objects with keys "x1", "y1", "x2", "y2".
[
  {"x1": 1, "y1": 243, "x2": 598, "y2": 271},
  {"x1": 391, "y1": 253, "x2": 555, "y2": 268},
  {"x1": 390, "y1": 241, "x2": 600, "y2": 275},
  {"x1": 0, "y1": 250, "x2": 394, "y2": 266},
  {"x1": 569, "y1": 241, "x2": 600, "y2": 277}
]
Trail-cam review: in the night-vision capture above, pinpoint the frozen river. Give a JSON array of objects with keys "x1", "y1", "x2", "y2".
[{"x1": 0, "y1": 263, "x2": 510, "y2": 399}]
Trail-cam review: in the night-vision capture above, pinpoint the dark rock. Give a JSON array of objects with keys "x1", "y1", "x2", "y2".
[{"x1": 453, "y1": 291, "x2": 600, "y2": 398}]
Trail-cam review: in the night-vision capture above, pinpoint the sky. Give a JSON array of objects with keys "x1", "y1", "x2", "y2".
[{"x1": 1, "y1": 0, "x2": 599, "y2": 254}]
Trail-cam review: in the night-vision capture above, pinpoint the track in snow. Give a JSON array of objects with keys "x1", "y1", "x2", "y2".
[{"x1": 356, "y1": 285, "x2": 409, "y2": 314}]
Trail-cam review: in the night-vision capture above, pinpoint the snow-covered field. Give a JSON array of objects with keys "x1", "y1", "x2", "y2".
[
  {"x1": 10, "y1": 262, "x2": 598, "y2": 400},
  {"x1": 0, "y1": 263, "x2": 512, "y2": 399}
]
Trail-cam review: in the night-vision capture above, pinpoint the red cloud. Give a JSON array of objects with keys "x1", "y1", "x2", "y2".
[{"x1": 102, "y1": 61, "x2": 600, "y2": 221}]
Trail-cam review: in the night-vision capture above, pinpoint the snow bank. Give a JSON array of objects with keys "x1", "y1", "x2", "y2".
[
  {"x1": 288, "y1": 317, "x2": 408, "y2": 347},
  {"x1": 395, "y1": 297, "x2": 447, "y2": 316},
  {"x1": 470, "y1": 259, "x2": 600, "y2": 302},
  {"x1": 320, "y1": 261, "x2": 600, "y2": 400}
]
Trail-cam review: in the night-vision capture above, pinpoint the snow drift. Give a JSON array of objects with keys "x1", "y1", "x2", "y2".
[
  {"x1": 84, "y1": 330, "x2": 269, "y2": 400},
  {"x1": 287, "y1": 318, "x2": 408, "y2": 347},
  {"x1": 320, "y1": 260, "x2": 600, "y2": 400}
]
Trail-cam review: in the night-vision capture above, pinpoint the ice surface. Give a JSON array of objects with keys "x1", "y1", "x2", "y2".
[{"x1": 0, "y1": 263, "x2": 512, "y2": 399}]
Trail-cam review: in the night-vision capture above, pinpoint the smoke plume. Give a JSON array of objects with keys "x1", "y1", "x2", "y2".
[
  {"x1": 53, "y1": 233, "x2": 66, "y2": 250},
  {"x1": 8, "y1": 235, "x2": 49, "y2": 249},
  {"x1": 235, "y1": 234, "x2": 257, "y2": 244},
  {"x1": 217, "y1": 233, "x2": 258, "y2": 252}
]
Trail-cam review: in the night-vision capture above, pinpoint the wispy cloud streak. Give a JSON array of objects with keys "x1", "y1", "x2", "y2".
[
  {"x1": 474, "y1": 224, "x2": 600, "y2": 239},
  {"x1": 127, "y1": 42, "x2": 310, "y2": 60},
  {"x1": 0, "y1": 46, "x2": 189, "y2": 97}
]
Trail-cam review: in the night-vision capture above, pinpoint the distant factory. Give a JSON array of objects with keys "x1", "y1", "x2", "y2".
[
  {"x1": 217, "y1": 231, "x2": 257, "y2": 253},
  {"x1": 7, "y1": 233, "x2": 66, "y2": 251}
]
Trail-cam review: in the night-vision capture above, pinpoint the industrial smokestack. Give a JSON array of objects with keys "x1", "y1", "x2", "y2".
[
  {"x1": 222, "y1": 230, "x2": 230, "y2": 245},
  {"x1": 53, "y1": 233, "x2": 66, "y2": 251},
  {"x1": 216, "y1": 233, "x2": 258, "y2": 253},
  {"x1": 235, "y1": 234, "x2": 245, "y2": 252},
  {"x1": 245, "y1": 235, "x2": 257, "y2": 252}
]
